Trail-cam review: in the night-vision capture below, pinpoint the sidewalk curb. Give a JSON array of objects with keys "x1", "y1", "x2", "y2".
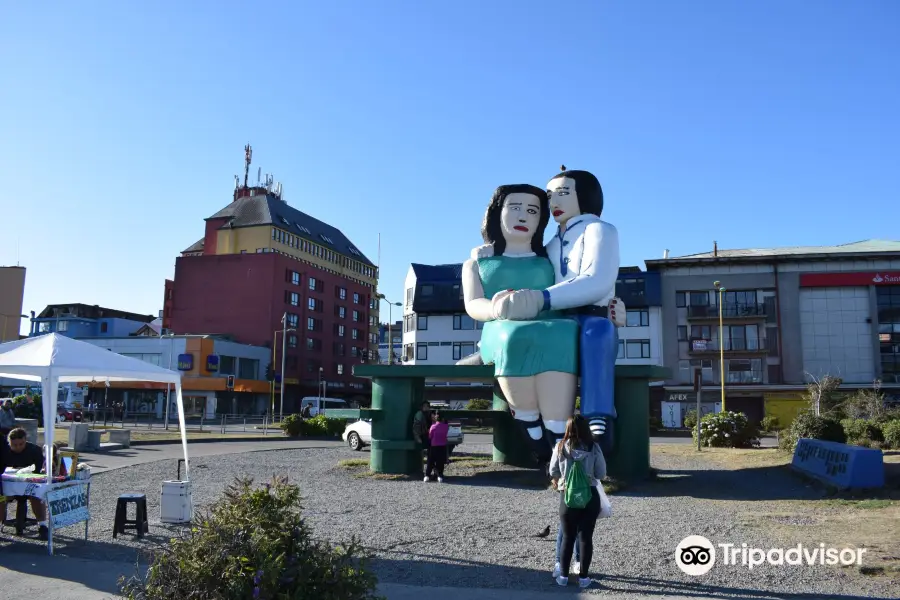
[{"x1": 130, "y1": 435, "x2": 342, "y2": 446}]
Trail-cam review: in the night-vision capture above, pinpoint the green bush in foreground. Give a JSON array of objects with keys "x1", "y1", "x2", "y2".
[
  {"x1": 281, "y1": 414, "x2": 346, "y2": 438},
  {"x1": 779, "y1": 411, "x2": 846, "y2": 452},
  {"x1": 841, "y1": 418, "x2": 884, "y2": 447},
  {"x1": 683, "y1": 409, "x2": 698, "y2": 430},
  {"x1": 120, "y1": 477, "x2": 381, "y2": 600},
  {"x1": 882, "y1": 419, "x2": 900, "y2": 450},
  {"x1": 695, "y1": 411, "x2": 760, "y2": 448}
]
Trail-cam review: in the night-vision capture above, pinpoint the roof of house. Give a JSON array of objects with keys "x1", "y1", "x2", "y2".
[
  {"x1": 646, "y1": 239, "x2": 900, "y2": 268},
  {"x1": 182, "y1": 238, "x2": 205, "y2": 254},
  {"x1": 35, "y1": 304, "x2": 155, "y2": 323},
  {"x1": 207, "y1": 192, "x2": 375, "y2": 266},
  {"x1": 410, "y1": 263, "x2": 464, "y2": 282}
]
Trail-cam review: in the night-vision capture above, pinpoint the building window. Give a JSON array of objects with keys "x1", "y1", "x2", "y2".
[
  {"x1": 452, "y1": 342, "x2": 476, "y2": 361},
  {"x1": 286, "y1": 313, "x2": 299, "y2": 328},
  {"x1": 403, "y1": 343, "x2": 413, "y2": 361},
  {"x1": 352, "y1": 328, "x2": 361, "y2": 340},
  {"x1": 369, "y1": 315, "x2": 376, "y2": 327},
  {"x1": 238, "y1": 358, "x2": 258, "y2": 380},
  {"x1": 625, "y1": 309, "x2": 649, "y2": 327},
  {"x1": 309, "y1": 277, "x2": 320, "y2": 292},
  {"x1": 453, "y1": 284, "x2": 462, "y2": 299},
  {"x1": 690, "y1": 325, "x2": 712, "y2": 340},
  {"x1": 405, "y1": 288, "x2": 413, "y2": 306},
  {"x1": 334, "y1": 342, "x2": 345, "y2": 357},
  {"x1": 287, "y1": 270, "x2": 300, "y2": 285},
  {"x1": 307, "y1": 317, "x2": 320, "y2": 331},
  {"x1": 421, "y1": 284, "x2": 434, "y2": 297},
  {"x1": 677, "y1": 325, "x2": 687, "y2": 341},
  {"x1": 617, "y1": 340, "x2": 624, "y2": 359},
  {"x1": 336, "y1": 364, "x2": 344, "y2": 376},
  {"x1": 726, "y1": 358, "x2": 763, "y2": 383},
  {"x1": 625, "y1": 339, "x2": 651, "y2": 359},
  {"x1": 334, "y1": 305, "x2": 345, "y2": 319},
  {"x1": 58, "y1": 321, "x2": 69, "y2": 332},
  {"x1": 369, "y1": 333, "x2": 378, "y2": 344},
  {"x1": 288, "y1": 334, "x2": 298, "y2": 349},
  {"x1": 416, "y1": 342, "x2": 428, "y2": 361},
  {"x1": 369, "y1": 297, "x2": 376, "y2": 309},
  {"x1": 417, "y1": 315, "x2": 428, "y2": 330},
  {"x1": 353, "y1": 292, "x2": 361, "y2": 304},
  {"x1": 878, "y1": 287, "x2": 900, "y2": 383},
  {"x1": 722, "y1": 324, "x2": 761, "y2": 351},
  {"x1": 306, "y1": 337, "x2": 321, "y2": 352},
  {"x1": 334, "y1": 324, "x2": 345, "y2": 337},
  {"x1": 675, "y1": 292, "x2": 686, "y2": 308},
  {"x1": 99, "y1": 322, "x2": 109, "y2": 334},
  {"x1": 453, "y1": 313, "x2": 475, "y2": 330},
  {"x1": 285, "y1": 291, "x2": 300, "y2": 306},
  {"x1": 689, "y1": 292, "x2": 710, "y2": 306},
  {"x1": 404, "y1": 314, "x2": 416, "y2": 333},
  {"x1": 352, "y1": 310, "x2": 361, "y2": 322},
  {"x1": 337, "y1": 286, "x2": 347, "y2": 300},
  {"x1": 220, "y1": 356, "x2": 236, "y2": 375}
]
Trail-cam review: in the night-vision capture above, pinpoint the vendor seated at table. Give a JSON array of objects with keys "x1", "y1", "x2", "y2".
[{"x1": 0, "y1": 427, "x2": 48, "y2": 536}]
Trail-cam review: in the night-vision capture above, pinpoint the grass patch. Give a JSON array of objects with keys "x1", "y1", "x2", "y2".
[
  {"x1": 351, "y1": 471, "x2": 407, "y2": 481},
  {"x1": 337, "y1": 458, "x2": 369, "y2": 469},
  {"x1": 825, "y1": 499, "x2": 894, "y2": 510},
  {"x1": 450, "y1": 456, "x2": 492, "y2": 466},
  {"x1": 652, "y1": 443, "x2": 792, "y2": 470},
  {"x1": 602, "y1": 478, "x2": 626, "y2": 494}
]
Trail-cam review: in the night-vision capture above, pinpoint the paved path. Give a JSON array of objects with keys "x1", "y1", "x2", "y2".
[{"x1": 0, "y1": 554, "x2": 702, "y2": 600}]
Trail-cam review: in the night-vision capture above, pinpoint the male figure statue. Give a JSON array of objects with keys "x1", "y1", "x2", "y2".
[{"x1": 475, "y1": 167, "x2": 621, "y2": 456}]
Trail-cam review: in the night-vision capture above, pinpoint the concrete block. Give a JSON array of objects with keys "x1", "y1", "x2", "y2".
[
  {"x1": 69, "y1": 423, "x2": 91, "y2": 451},
  {"x1": 792, "y1": 438, "x2": 884, "y2": 490},
  {"x1": 108, "y1": 429, "x2": 131, "y2": 448}
]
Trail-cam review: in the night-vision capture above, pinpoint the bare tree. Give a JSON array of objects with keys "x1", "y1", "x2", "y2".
[{"x1": 803, "y1": 373, "x2": 843, "y2": 417}]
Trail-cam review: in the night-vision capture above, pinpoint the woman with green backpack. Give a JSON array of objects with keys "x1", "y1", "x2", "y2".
[{"x1": 549, "y1": 414, "x2": 607, "y2": 588}]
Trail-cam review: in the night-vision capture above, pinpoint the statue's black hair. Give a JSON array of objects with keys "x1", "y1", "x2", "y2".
[
  {"x1": 480, "y1": 184, "x2": 550, "y2": 257},
  {"x1": 549, "y1": 168, "x2": 604, "y2": 217}
]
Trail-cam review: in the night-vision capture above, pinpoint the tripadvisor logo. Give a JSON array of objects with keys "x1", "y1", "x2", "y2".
[{"x1": 675, "y1": 536, "x2": 867, "y2": 575}]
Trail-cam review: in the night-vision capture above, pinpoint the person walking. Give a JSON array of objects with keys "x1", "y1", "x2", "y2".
[
  {"x1": 412, "y1": 401, "x2": 431, "y2": 474},
  {"x1": 549, "y1": 414, "x2": 606, "y2": 589},
  {"x1": 0, "y1": 399, "x2": 16, "y2": 437},
  {"x1": 424, "y1": 412, "x2": 450, "y2": 483}
]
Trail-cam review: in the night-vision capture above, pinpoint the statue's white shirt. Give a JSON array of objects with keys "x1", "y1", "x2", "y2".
[{"x1": 544, "y1": 215, "x2": 620, "y2": 311}]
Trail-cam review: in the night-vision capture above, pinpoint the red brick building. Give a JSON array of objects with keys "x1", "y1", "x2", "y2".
[{"x1": 163, "y1": 174, "x2": 378, "y2": 409}]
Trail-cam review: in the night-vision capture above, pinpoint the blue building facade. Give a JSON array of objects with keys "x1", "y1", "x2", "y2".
[{"x1": 29, "y1": 304, "x2": 155, "y2": 339}]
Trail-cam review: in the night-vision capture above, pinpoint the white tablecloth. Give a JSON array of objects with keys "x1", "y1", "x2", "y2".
[{"x1": 1, "y1": 476, "x2": 91, "y2": 501}]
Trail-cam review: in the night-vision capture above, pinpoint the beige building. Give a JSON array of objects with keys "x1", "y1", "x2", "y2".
[{"x1": 0, "y1": 266, "x2": 27, "y2": 342}]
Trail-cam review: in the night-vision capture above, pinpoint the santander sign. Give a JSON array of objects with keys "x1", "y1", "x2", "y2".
[{"x1": 800, "y1": 271, "x2": 900, "y2": 288}]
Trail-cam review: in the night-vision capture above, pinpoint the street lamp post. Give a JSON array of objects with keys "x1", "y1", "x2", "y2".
[
  {"x1": 318, "y1": 366, "x2": 324, "y2": 401},
  {"x1": 713, "y1": 281, "x2": 726, "y2": 412},
  {"x1": 376, "y1": 294, "x2": 402, "y2": 364},
  {"x1": 158, "y1": 331, "x2": 175, "y2": 430}
]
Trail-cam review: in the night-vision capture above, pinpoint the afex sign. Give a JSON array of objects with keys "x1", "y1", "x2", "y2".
[{"x1": 800, "y1": 272, "x2": 900, "y2": 288}]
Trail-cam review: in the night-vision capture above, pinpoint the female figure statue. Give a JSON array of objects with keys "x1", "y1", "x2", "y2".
[{"x1": 461, "y1": 184, "x2": 580, "y2": 463}]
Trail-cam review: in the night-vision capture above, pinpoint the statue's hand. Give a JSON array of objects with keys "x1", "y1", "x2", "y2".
[
  {"x1": 471, "y1": 244, "x2": 494, "y2": 260},
  {"x1": 505, "y1": 289, "x2": 543, "y2": 320},
  {"x1": 609, "y1": 297, "x2": 626, "y2": 328},
  {"x1": 490, "y1": 290, "x2": 514, "y2": 320}
]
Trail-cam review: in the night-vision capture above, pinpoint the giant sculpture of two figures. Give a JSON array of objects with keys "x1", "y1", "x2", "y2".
[{"x1": 462, "y1": 167, "x2": 622, "y2": 466}]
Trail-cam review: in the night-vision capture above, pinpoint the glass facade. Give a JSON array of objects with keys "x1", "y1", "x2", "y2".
[{"x1": 878, "y1": 286, "x2": 900, "y2": 383}]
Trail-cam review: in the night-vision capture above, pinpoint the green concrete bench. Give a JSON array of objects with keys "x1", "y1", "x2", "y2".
[{"x1": 334, "y1": 364, "x2": 669, "y2": 480}]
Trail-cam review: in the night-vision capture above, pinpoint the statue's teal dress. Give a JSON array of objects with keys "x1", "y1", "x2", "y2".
[{"x1": 477, "y1": 255, "x2": 578, "y2": 377}]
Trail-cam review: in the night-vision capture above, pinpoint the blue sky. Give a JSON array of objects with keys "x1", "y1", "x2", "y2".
[{"x1": 2, "y1": 1, "x2": 898, "y2": 334}]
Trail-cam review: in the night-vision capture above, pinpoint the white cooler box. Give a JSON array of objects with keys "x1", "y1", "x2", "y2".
[{"x1": 160, "y1": 480, "x2": 193, "y2": 524}]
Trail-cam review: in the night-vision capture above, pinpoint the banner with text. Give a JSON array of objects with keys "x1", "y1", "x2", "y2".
[{"x1": 47, "y1": 483, "x2": 90, "y2": 529}]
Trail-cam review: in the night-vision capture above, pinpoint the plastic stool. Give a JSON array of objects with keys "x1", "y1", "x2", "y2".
[{"x1": 113, "y1": 493, "x2": 149, "y2": 538}]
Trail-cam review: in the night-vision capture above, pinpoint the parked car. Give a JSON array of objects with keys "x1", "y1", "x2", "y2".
[
  {"x1": 57, "y1": 406, "x2": 83, "y2": 423},
  {"x1": 342, "y1": 419, "x2": 464, "y2": 452}
]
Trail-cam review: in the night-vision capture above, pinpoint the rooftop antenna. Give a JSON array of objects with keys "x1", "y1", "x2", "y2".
[
  {"x1": 713, "y1": 240, "x2": 718, "y2": 257},
  {"x1": 243, "y1": 144, "x2": 252, "y2": 187},
  {"x1": 234, "y1": 175, "x2": 239, "y2": 190},
  {"x1": 257, "y1": 166, "x2": 261, "y2": 186}
]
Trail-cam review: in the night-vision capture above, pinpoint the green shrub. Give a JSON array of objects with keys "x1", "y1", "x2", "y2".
[
  {"x1": 281, "y1": 414, "x2": 304, "y2": 437},
  {"x1": 119, "y1": 477, "x2": 380, "y2": 600},
  {"x1": 759, "y1": 415, "x2": 780, "y2": 433},
  {"x1": 683, "y1": 409, "x2": 697, "y2": 430},
  {"x1": 882, "y1": 419, "x2": 900, "y2": 449},
  {"x1": 779, "y1": 411, "x2": 846, "y2": 452},
  {"x1": 466, "y1": 398, "x2": 491, "y2": 411},
  {"x1": 649, "y1": 416, "x2": 663, "y2": 432},
  {"x1": 280, "y1": 414, "x2": 345, "y2": 438},
  {"x1": 695, "y1": 411, "x2": 760, "y2": 448},
  {"x1": 841, "y1": 418, "x2": 884, "y2": 446}
]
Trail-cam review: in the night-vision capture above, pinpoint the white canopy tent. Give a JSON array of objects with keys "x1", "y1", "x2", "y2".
[{"x1": 0, "y1": 333, "x2": 189, "y2": 482}]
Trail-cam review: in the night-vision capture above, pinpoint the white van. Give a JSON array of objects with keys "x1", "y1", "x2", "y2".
[{"x1": 300, "y1": 397, "x2": 348, "y2": 417}]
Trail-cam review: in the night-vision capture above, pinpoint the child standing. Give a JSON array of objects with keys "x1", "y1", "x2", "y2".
[{"x1": 425, "y1": 413, "x2": 450, "y2": 483}]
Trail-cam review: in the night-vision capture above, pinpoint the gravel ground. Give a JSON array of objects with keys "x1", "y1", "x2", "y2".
[{"x1": 2, "y1": 443, "x2": 897, "y2": 599}]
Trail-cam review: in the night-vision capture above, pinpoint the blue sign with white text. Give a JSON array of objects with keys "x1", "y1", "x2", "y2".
[
  {"x1": 177, "y1": 354, "x2": 193, "y2": 371},
  {"x1": 206, "y1": 355, "x2": 219, "y2": 372}
]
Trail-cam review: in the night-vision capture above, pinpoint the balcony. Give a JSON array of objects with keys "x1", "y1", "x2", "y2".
[
  {"x1": 687, "y1": 303, "x2": 767, "y2": 320},
  {"x1": 688, "y1": 338, "x2": 769, "y2": 354},
  {"x1": 725, "y1": 370, "x2": 765, "y2": 384}
]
